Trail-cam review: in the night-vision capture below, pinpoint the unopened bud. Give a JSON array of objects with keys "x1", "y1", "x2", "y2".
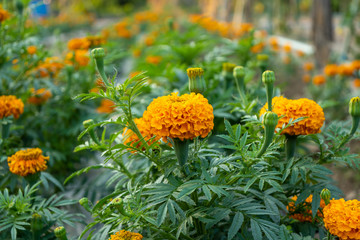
[
  {"x1": 263, "y1": 111, "x2": 278, "y2": 129},
  {"x1": 83, "y1": 119, "x2": 94, "y2": 128},
  {"x1": 54, "y1": 226, "x2": 67, "y2": 240},
  {"x1": 262, "y1": 70, "x2": 275, "y2": 85},
  {"x1": 187, "y1": 67, "x2": 206, "y2": 94},
  {"x1": 320, "y1": 188, "x2": 331, "y2": 205},
  {"x1": 91, "y1": 48, "x2": 105, "y2": 59},
  {"x1": 349, "y1": 97, "x2": 360, "y2": 117},
  {"x1": 233, "y1": 66, "x2": 245, "y2": 79}
]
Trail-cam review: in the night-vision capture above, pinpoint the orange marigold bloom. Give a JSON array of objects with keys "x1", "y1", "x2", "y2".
[
  {"x1": 86, "y1": 35, "x2": 106, "y2": 48},
  {"x1": 259, "y1": 96, "x2": 325, "y2": 136},
  {"x1": 302, "y1": 74, "x2": 311, "y2": 83},
  {"x1": 303, "y1": 62, "x2": 314, "y2": 72},
  {"x1": 146, "y1": 56, "x2": 162, "y2": 65},
  {"x1": 269, "y1": 37, "x2": 278, "y2": 47},
  {"x1": 324, "y1": 64, "x2": 338, "y2": 76},
  {"x1": 109, "y1": 230, "x2": 143, "y2": 240},
  {"x1": 115, "y1": 21, "x2": 132, "y2": 39},
  {"x1": 287, "y1": 195, "x2": 325, "y2": 222},
  {"x1": 144, "y1": 36, "x2": 155, "y2": 46},
  {"x1": 250, "y1": 42, "x2": 265, "y2": 54},
  {"x1": 129, "y1": 71, "x2": 141, "y2": 79},
  {"x1": 0, "y1": 95, "x2": 24, "y2": 119},
  {"x1": 33, "y1": 57, "x2": 64, "y2": 78},
  {"x1": 283, "y1": 44, "x2": 292, "y2": 53},
  {"x1": 123, "y1": 118, "x2": 160, "y2": 150},
  {"x1": 67, "y1": 37, "x2": 91, "y2": 50},
  {"x1": 353, "y1": 79, "x2": 360, "y2": 88},
  {"x1": 352, "y1": 60, "x2": 360, "y2": 70},
  {"x1": 132, "y1": 49, "x2": 141, "y2": 58},
  {"x1": 28, "y1": 88, "x2": 52, "y2": 105},
  {"x1": 27, "y1": 46, "x2": 37, "y2": 55},
  {"x1": 323, "y1": 198, "x2": 360, "y2": 240},
  {"x1": 7, "y1": 148, "x2": 49, "y2": 177},
  {"x1": 142, "y1": 92, "x2": 214, "y2": 141},
  {"x1": 66, "y1": 50, "x2": 90, "y2": 67},
  {"x1": 312, "y1": 75, "x2": 326, "y2": 85},
  {"x1": 296, "y1": 50, "x2": 305, "y2": 57},
  {"x1": 97, "y1": 99, "x2": 115, "y2": 114},
  {"x1": 337, "y1": 63, "x2": 354, "y2": 76},
  {"x1": 0, "y1": 7, "x2": 10, "y2": 22}
]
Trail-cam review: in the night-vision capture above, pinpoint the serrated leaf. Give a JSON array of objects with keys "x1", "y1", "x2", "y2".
[{"x1": 227, "y1": 212, "x2": 244, "y2": 240}]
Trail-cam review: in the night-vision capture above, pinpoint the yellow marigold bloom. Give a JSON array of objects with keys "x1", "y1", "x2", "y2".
[
  {"x1": 312, "y1": 75, "x2": 326, "y2": 85},
  {"x1": 283, "y1": 44, "x2": 292, "y2": 53},
  {"x1": 27, "y1": 46, "x2": 37, "y2": 55},
  {"x1": 142, "y1": 92, "x2": 214, "y2": 141},
  {"x1": 65, "y1": 50, "x2": 90, "y2": 67},
  {"x1": 146, "y1": 56, "x2": 162, "y2": 65},
  {"x1": 302, "y1": 74, "x2": 311, "y2": 83},
  {"x1": 353, "y1": 79, "x2": 360, "y2": 88},
  {"x1": 28, "y1": 88, "x2": 52, "y2": 105},
  {"x1": 97, "y1": 99, "x2": 115, "y2": 114},
  {"x1": 287, "y1": 195, "x2": 325, "y2": 222},
  {"x1": 0, "y1": 7, "x2": 10, "y2": 22},
  {"x1": 109, "y1": 230, "x2": 143, "y2": 240},
  {"x1": 303, "y1": 62, "x2": 314, "y2": 72},
  {"x1": 323, "y1": 198, "x2": 360, "y2": 240},
  {"x1": 67, "y1": 37, "x2": 91, "y2": 50},
  {"x1": 123, "y1": 118, "x2": 160, "y2": 150},
  {"x1": 7, "y1": 148, "x2": 49, "y2": 177},
  {"x1": 0, "y1": 95, "x2": 24, "y2": 119},
  {"x1": 259, "y1": 96, "x2": 325, "y2": 136},
  {"x1": 324, "y1": 64, "x2": 338, "y2": 76}
]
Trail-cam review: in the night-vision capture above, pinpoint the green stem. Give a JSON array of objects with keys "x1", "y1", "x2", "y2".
[
  {"x1": 0, "y1": 121, "x2": 11, "y2": 155},
  {"x1": 95, "y1": 58, "x2": 109, "y2": 85},
  {"x1": 265, "y1": 84, "x2": 273, "y2": 111},
  {"x1": 113, "y1": 158, "x2": 133, "y2": 179},
  {"x1": 256, "y1": 125, "x2": 276, "y2": 158},
  {"x1": 172, "y1": 138, "x2": 189, "y2": 167},
  {"x1": 234, "y1": 75, "x2": 247, "y2": 105},
  {"x1": 285, "y1": 135, "x2": 297, "y2": 160},
  {"x1": 337, "y1": 116, "x2": 360, "y2": 150}
]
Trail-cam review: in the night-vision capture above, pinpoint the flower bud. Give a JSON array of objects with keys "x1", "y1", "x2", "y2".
[
  {"x1": 83, "y1": 119, "x2": 94, "y2": 128},
  {"x1": 320, "y1": 188, "x2": 331, "y2": 205},
  {"x1": 257, "y1": 54, "x2": 269, "y2": 61},
  {"x1": 263, "y1": 111, "x2": 279, "y2": 129},
  {"x1": 79, "y1": 197, "x2": 92, "y2": 212},
  {"x1": 222, "y1": 62, "x2": 236, "y2": 76},
  {"x1": 233, "y1": 66, "x2": 245, "y2": 79},
  {"x1": 54, "y1": 226, "x2": 67, "y2": 240},
  {"x1": 262, "y1": 70, "x2": 275, "y2": 85},
  {"x1": 15, "y1": 0, "x2": 24, "y2": 15},
  {"x1": 31, "y1": 213, "x2": 42, "y2": 231},
  {"x1": 91, "y1": 48, "x2": 105, "y2": 59},
  {"x1": 111, "y1": 198, "x2": 123, "y2": 206},
  {"x1": 349, "y1": 97, "x2": 360, "y2": 117},
  {"x1": 187, "y1": 67, "x2": 206, "y2": 94}
]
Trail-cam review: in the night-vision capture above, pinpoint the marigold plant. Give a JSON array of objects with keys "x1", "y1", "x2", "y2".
[
  {"x1": 287, "y1": 195, "x2": 325, "y2": 222},
  {"x1": 108, "y1": 230, "x2": 143, "y2": 240},
  {"x1": 123, "y1": 118, "x2": 160, "y2": 149},
  {"x1": 323, "y1": 198, "x2": 360, "y2": 240},
  {"x1": 0, "y1": 95, "x2": 24, "y2": 119},
  {"x1": 142, "y1": 92, "x2": 214, "y2": 140},
  {"x1": 260, "y1": 96, "x2": 325, "y2": 135},
  {"x1": 7, "y1": 148, "x2": 49, "y2": 177}
]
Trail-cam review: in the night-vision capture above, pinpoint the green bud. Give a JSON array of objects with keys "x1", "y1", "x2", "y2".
[
  {"x1": 83, "y1": 119, "x2": 94, "y2": 128},
  {"x1": 91, "y1": 48, "x2": 105, "y2": 59},
  {"x1": 79, "y1": 197, "x2": 92, "y2": 212},
  {"x1": 349, "y1": 97, "x2": 360, "y2": 117},
  {"x1": 257, "y1": 54, "x2": 269, "y2": 61},
  {"x1": 233, "y1": 66, "x2": 245, "y2": 79},
  {"x1": 15, "y1": 0, "x2": 24, "y2": 15},
  {"x1": 262, "y1": 70, "x2": 275, "y2": 85},
  {"x1": 263, "y1": 111, "x2": 278, "y2": 129},
  {"x1": 54, "y1": 226, "x2": 67, "y2": 240},
  {"x1": 111, "y1": 198, "x2": 123, "y2": 206},
  {"x1": 31, "y1": 213, "x2": 42, "y2": 232},
  {"x1": 222, "y1": 62, "x2": 236, "y2": 74},
  {"x1": 320, "y1": 188, "x2": 331, "y2": 205},
  {"x1": 187, "y1": 67, "x2": 206, "y2": 94}
]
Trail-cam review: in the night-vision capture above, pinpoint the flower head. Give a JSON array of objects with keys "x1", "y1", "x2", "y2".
[
  {"x1": 27, "y1": 46, "x2": 37, "y2": 55},
  {"x1": 324, "y1": 64, "x2": 338, "y2": 76},
  {"x1": 32, "y1": 57, "x2": 64, "y2": 78},
  {"x1": 28, "y1": 88, "x2": 52, "y2": 105},
  {"x1": 146, "y1": 56, "x2": 162, "y2": 65},
  {"x1": 312, "y1": 75, "x2": 326, "y2": 85},
  {"x1": 287, "y1": 195, "x2": 325, "y2": 222},
  {"x1": 68, "y1": 37, "x2": 91, "y2": 50},
  {"x1": 109, "y1": 230, "x2": 143, "y2": 240},
  {"x1": 259, "y1": 96, "x2": 325, "y2": 136},
  {"x1": 338, "y1": 63, "x2": 354, "y2": 76},
  {"x1": 302, "y1": 74, "x2": 311, "y2": 83},
  {"x1": 97, "y1": 99, "x2": 115, "y2": 114},
  {"x1": 353, "y1": 79, "x2": 360, "y2": 88},
  {"x1": 7, "y1": 148, "x2": 49, "y2": 177},
  {"x1": 115, "y1": 21, "x2": 132, "y2": 39},
  {"x1": 123, "y1": 118, "x2": 160, "y2": 150},
  {"x1": 65, "y1": 50, "x2": 90, "y2": 67},
  {"x1": 323, "y1": 198, "x2": 360, "y2": 240},
  {"x1": 283, "y1": 44, "x2": 292, "y2": 53},
  {"x1": 303, "y1": 62, "x2": 314, "y2": 72},
  {"x1": 0, "y1": 7, "x2": 10, "y2": 22},
  {"x1": 0, "y1": 95, "x2": 24, "y2": 119},
  {"x1": 352, "y1": 60, "x2": 360, "y2": 70},
  {"x1": 143, "y1": 92, "x2": 214, "y2": 141}
]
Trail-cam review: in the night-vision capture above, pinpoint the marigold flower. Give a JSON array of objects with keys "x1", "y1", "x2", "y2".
[
  {"x1": 123, "y1": 118, "x2": 160, "y2": 150},
  {"x1": 143, "y1": 92, "x2": 214, "y2": 141},
  {"x1": 352, "y1": 60, "x2": 360, "y2": 70},
  {"x1": 312, "y1": 75, "x2": 326, "y2": 85},
  {"x1": 337, "y1": 63, "x2": 354, "y2": 76},
  {"x1": 250, "y1": 42, "x2": 265, "y2": 53},
  {"x1": 283, "y1": 44, "x2": 292, "y2": 53},
  {"x1": 97, "y1": 99, "x2": 115, "y2": 114},
  {"x1": 67, "y1": 37, "x2": 91, "y2": 50},
  {"x1": 132, "y1": 49, "x2": 141, "y2": 58},
  {"x1": 353, "y1": 79, "x2": 360, "y2": 88},
  {"x1": 259, "y1": 96, "x2": 325, "y2": 136},
  {"x1": 144, "y1": 36, "x2": 155, "y2": 46},
  {"x1": 32, "y1": 57, "x2": 64, "y2": 78},
  {"x1": 296, "y1": 50, "x2": 305, "y2": 57},
  {"x1": 146, "y1": 56, "x2": 162, "y2": 65},
  {"x1": 7, "y1": 148, "x2": 49, "y2": 177},
  {"x1": 303, "y1": 62, "x2": 314, "y2": 72},
  {"x1": 28, "y1": 88, "x2": 52, "y2": 105},
  {"x1": 324, "y1": 64, "x2": 338, "y2": 76},
  {"x1": 109, "y1": 230, "x2": 143, "y2": 240},
  {"x1": 86, "y1": 35, "x2": 106, "y2": 48},
  {"x1": 0, "y1": 95, "x2": 24, "y2": 119},
  {"x1": 65, "y1": 50, "x2": 90, "y2": 67},
  {"x1": 302, "y1": 74, "x2": 311, "y2": 83},
  {"x1": 115, "y1": 21, "x2": 132, "y2": 39},
  {"x1": 323, "y1": 198, "x2": 360, "y2": 240},
  {"x1": 287, "y1": 195, "x2": 325, "y2": 222},
  {"x1": 134, "y1": 11, "x2": 158, "y2": 23},
  {"x1": 0, "y1": 7, "x2": 10, "y2": 22},
  {"x1": 27, "y1": 46, "x2": 37, "y2": 55}
]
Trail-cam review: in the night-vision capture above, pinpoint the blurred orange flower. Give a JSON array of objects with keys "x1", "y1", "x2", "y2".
[
  {"x1": 146, "y1": 56, "x2": 162, "y2": 65},
  {"x1": 97, "y1": 99, "x2": 115, "y2": 114},
  {"x1": 28, "y1": 88, "x2": 52, "y2": 105},
  {"x1": 283, "y1": 44, "x2": 292, "y2": 53},
  {"x1": 0, "y1": 7, "x2": 10, "y2": 22},
  {"x1": 303, "y1": 62, "x2": 314, "y2": 72},
  {"x1": 66, "y1": 50, "x2": 90, "y2": 67},
  {"x1": 27, "y1": 46, "x2": 37, "y2": 55},
  {"x1": 353, "y1": 79, "x2": 360, "y2": 88},
  {"x1": 324, "y1": 64, "x2": 338, "y2": 76},
  {"x1": 68, "y1": 37, "x2": 91, "y2": 50},
  {"x1": 302, "y1": 75, "x2": 311, "y2": 83},
  {"x1": 312, "y1": 75, "x2": 326, "y2": 85}
]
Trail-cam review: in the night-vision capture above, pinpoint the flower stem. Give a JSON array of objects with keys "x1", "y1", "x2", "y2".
[
  {"x1": 172, "y1": 138, "x2": 189, "y2": 167},
  {"x1": 256, "y1": 124, "x2": 276, "y2": 158},
  {"x1": 337, "y1": 116, "x2": 360, "y2": 150},
  {"x1": 285, "y1": 135, "x2": 297, "y2": 160}
]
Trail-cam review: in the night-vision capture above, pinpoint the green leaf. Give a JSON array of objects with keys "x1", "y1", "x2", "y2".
[
  {"x1": 202, "y1": 185, "x2": 212, "y2": 201},
  {"x1": 250, "y1": 219, "x2": 262, "y2": 240},
  {"x1": 244, "y1": 177, "x2": 257, "y2": 193},
  {"x1": 227, "y1": 212, "x2": 244, "y2": 240},
  {"x1": 157, "y1": 202, "x2": 168, "y2": 226}
]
